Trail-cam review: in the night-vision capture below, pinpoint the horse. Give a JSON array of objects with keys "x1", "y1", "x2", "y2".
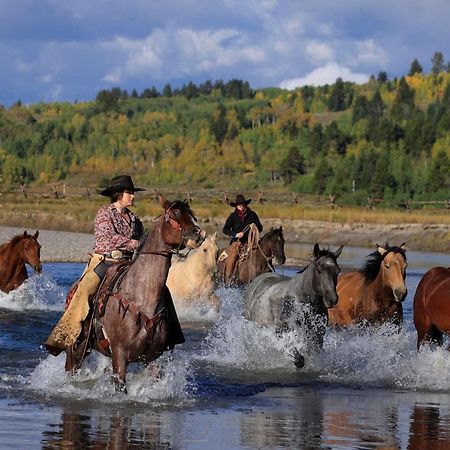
[
  {"x1": 166, "y1": 233, "x2": 220, "y2": 311},
  {"x1": 413, "y1": 266, "x2": 450, "y2": 350},
  {"x1": 217, "y1": 226, "x2": 286, "y2": 286},
  {"x1": 59, "y1": 195, "x2": 203, "y2": 393},
  {"x1": 0, "y1": 230, "x2": 42, "y2": 293},
  {"x1": 243, "y1": 243, "x2": 343, "y2": 368},
  {"x1": 328, "y1": 243, "x2": 407, "y2": 327}
]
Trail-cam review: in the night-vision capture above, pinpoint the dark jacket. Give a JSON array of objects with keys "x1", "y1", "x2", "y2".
[{"x1": 223, "y1": 208, "x2": 263, "y2": 243}]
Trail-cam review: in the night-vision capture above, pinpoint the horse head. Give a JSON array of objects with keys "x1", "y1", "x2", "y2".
[
  {"x1": 198, "y1": 232, "x2": 218, "y2": 275},
  {"x1": 375, "y1": 242, "x2": 408, "y2": 302},
  {"x1": 21, "y1": 230, "x2": 42, "y2": 273},
  {"x1": 262, "y1": 226, "x2": 286, "y2": 265},
  {"x1": 158, "y1": 194, "x2": 204, "y2": 250},
  {"x1": 312, "y1": 243, "x2": 343, "y2": 309}
]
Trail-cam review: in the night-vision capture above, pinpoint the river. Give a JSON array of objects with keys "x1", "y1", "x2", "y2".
[{"x1": 0, "y1": 245, "x2": 448, "y2": 449}]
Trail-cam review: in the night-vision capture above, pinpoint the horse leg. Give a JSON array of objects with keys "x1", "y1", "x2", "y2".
[
  {"x1": 65, "y1": 347, "x2": 75, "y2": 374},
  {"x1": 111, "y1": 347, "x2": 128, "y2": 394},
  {"x1": 290, "y1": 348, "x2": 305, "y2": 369}
]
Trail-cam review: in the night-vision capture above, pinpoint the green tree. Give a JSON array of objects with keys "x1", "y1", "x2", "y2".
[
  {"x1": 408, "y1": 59, "x2": 423, "y2": 76},
  {"x1": 391, "y1": 77, "x2": 415, "y2": 120},
  {"x1": 279, "y1": 146, "x2": 305, "y2": 184},
  {"x1": 431, "y1": 51, "x2": 445, "y2": 75},
  {"x1": 327, "y1": 77, "x2": 346, "y2": 111}
]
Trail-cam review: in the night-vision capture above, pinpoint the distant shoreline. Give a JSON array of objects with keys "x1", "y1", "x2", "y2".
[{"x1": 1, "y1": 219, "x2": 448, "y2": 264}]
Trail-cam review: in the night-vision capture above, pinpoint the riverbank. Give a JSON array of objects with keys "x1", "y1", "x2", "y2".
[{"x1": 1, "y1": 217, "x2": 448, "y2": 264}]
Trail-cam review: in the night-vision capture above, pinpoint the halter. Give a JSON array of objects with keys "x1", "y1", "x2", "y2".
[{"x1": 140, "y1": 201, "x2": 196, "y2": 258}]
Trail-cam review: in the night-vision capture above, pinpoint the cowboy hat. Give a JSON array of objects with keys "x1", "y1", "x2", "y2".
[
  {"x1": 100, "y1": 175, "x2": 145, "y2": 197},
  {"x1": 230, "y1": 194, "x2": 251, "y2": 207}
]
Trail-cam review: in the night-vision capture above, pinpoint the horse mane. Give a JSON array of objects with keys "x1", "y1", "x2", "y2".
[
  {"x1": 134, "y1": 232, "x2": 149, "y2": 257},
  {"x1": 259, "y1": 226, "x2": 282, "y2": 242},
  {"x1": 360, "y1": 243, "x2": 407, "y2": 281},
  {"x1": 0, "y1": 234, "x2": 27, "y2": 252}
]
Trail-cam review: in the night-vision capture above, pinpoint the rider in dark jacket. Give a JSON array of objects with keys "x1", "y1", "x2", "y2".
[
  {"x1": 222, "y1": 194, "x2": 263, "y2": 284},
  {"x1": 223, "y1": 194, "x2": 263, "y2": 243}
]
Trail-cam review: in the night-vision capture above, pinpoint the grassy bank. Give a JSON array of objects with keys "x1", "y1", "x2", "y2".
[{"x1": 0, "y1": 191, "x2": 449, "y2": 234}]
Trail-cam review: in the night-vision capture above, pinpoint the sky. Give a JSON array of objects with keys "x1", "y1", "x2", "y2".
[{"x1": 2, "y1": 0, "x2": 450, "y2": 106}]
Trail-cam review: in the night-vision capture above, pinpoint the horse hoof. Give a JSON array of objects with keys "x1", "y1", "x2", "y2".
[
  {"x1": 291, "y1": 349, "x2": 305, "y2": 369},
  {"x1": 112, "y1": 376, "x2": 127, "y2": 394}
]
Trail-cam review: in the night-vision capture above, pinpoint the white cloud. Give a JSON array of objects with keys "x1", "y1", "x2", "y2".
[
  {"x1": 279, "y1": 62, "x2": 369, "y2": 89},
  {"x1": 306, "y1": 41, "x2": 334, "y2": 63}
]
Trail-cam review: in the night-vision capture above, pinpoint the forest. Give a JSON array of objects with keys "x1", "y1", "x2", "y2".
[{"x1": 0, "y1": 54, "x2": 449, "y2": 208}]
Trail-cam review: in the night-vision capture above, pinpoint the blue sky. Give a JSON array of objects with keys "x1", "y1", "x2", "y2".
[{"x1": 2, "y1": 0, "x2": 450, "y2": 106}]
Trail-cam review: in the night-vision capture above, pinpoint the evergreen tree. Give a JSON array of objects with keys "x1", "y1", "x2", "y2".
[
  {"x1": 162, "y1": 83, "x2": 173, "y2": 97},
  {"x1": 377, "y1": 71, "x2": 388, "y2": 83},
  {"x1": 352, "y1": 95, "x2": 369, "y2": 123},
  {"x1": 209, "y1": 103, "x2": 228, "y2": 144},
  {"x1": 408, "y1": 59, "x2": 423, "y2": 76},
  {"x1": 279, "y1": 146, "x2": 305, "y2": 183},
  {"x1": 391, "y1": 77, "x2": 415, "y2": 120},
  {"x1": 431, "y1": 51, "x2": 445, "y2": 75},
  {"x1": 327, "y1": 77, "x2": 346, "y2": 111}
]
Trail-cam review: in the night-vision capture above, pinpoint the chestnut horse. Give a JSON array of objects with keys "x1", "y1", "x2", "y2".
[
  {"x1": 217, "y1": 226, "x2": 286, "y2": 286},
  {"x1": 413, "y1": 267, "x2": 450, "y2": 349},
  {"x1": 328, "y1": 243, "x2": 407, "y2": 327},
  {"x1": 64, "y1": 195, "x2": 203, "y2": 392},
  {"x1": 0, "y1": 231, "x2": 42, "y2": 293}
]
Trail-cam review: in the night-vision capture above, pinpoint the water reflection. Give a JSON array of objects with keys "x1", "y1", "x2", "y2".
[
  {"x1": 41, "y1": 407, "x2": 171, "y2": 450},
  {"x1": 408, "y1": 403, "x2": 450, "y2": 450}
]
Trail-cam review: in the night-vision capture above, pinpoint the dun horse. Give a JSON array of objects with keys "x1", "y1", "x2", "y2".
[
  {"x1": 52, "y1": 195, "x2": 203, "y2": 393},
  {"x1": 243, "y1": 244, "x2": 342, "y2": 368},
  {"x1": 166, "y1": 233, "x2": 220, "y2": 311},
  {"x1": 413, "y1": 266, "x2": 450, "y2": 349},
  {"x1": 0, "y1": 231, "x2": 42, "y2": 293},
  {"x1": 218, "y1": 226, "x2": 286, "y2": 286},
  {"x1": 328, "y1": 243, "x2": 407, "y2": 327}
]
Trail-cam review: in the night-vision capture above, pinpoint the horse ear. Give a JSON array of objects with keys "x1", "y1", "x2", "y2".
[
  {"x1": 23, "y1": 231, "x2": 28, "y2": 237},
  {"x1": 400, "y1": 242, "x2": 406, "y2": 251},
  {"x1": 213, "y1": 231, "x2": 217, "y2": 238},
  {"x1": 376, "y1": 244, "x2": 387, "y2": 255},
  {"x1": 33, "y1": 230, "x2": 39, "y2": 239},
  {"x1": 335, "y1": 245, "x2": 344, "y2": 258},
  {"x1": 313, "y1": 243, "x2": 320, "y2": 257},
  {"x1": 157, "y1": 193, "x2": 169, "y2": 209}
]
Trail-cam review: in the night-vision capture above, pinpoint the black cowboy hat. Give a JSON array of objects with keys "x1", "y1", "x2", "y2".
[
  {"x1": 230, "y1": 194, "x2": 251, "y2": 207},
  {"x1": 100, "y1": 175, "x2": 145, "y2": 197}
]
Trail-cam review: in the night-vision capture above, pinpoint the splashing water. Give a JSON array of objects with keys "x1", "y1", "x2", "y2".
[
  {"x1": 28, "y1": 350, "x2": 197, "y2": 405},
  {"x1": 0, "y1": 274, "x2": 65, "y2": 311}
]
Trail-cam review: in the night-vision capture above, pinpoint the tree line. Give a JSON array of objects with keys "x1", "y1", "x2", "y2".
[{"x1": 0, "y1": 53, "x2": 449, "y2": 208}]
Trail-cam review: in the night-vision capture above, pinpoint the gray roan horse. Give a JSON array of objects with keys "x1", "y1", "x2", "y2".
[
  {"x1": 66, "y1": 195, "x2": 203, "y2": 393},
  {"x1": 243, "y1": 244, "x2": 343, "y2": 368}
]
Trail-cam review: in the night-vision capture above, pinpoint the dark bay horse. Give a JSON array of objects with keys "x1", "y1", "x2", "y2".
[
  {"x1": 0, "y1": 231, "x2": 42, "y2": 293},
  {"x1": 64, "y1": 195, "x2": 203, "y2": 392},
  {"x1": 328, "y1": 243, "x2": 407, "y2": 327},
  {"x1": 413, "y1": 266, "x2": 450, "y2": 349},
  {"x1": 217, "y1": 226, "x2": 286, "y2": 286},
  {"x1": 243, "y1": 244, "x2": 342, "y2": 368}
]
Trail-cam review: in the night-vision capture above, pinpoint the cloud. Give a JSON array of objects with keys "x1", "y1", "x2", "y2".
[{"x1": 279, "y1": 62, "x2": 370, "y2": 89}]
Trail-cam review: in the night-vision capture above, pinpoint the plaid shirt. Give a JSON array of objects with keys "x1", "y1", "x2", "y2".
[{"x1": 94, "y1": 204, "x2": 144, "y2": 254}]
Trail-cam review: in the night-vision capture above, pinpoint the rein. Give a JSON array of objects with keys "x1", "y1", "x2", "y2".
[{"x1": 246, "y1": 224, "x2": 275, "y2": 272}]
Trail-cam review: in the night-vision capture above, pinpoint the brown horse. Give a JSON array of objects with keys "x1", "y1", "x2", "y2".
[
  {"x1": 328, "y1": 243, "x2": 407, "y2": 327},
  {"x1": 413, "y1": 266, "x2": 450, "y2": 349},
  {"x1": 0, "y1": 231, "x2": 42, "y2": 293},
  {"x1": 63, "y1": 195, "x2": 203, "y2": 393},
  {"x1": 217, "y1": 226, "x2": 286, "y2": 286}
]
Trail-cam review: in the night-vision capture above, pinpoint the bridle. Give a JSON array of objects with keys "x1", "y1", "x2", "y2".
[{"x1": 140, "y1": 201, "x2": 198, "y2": 258}]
